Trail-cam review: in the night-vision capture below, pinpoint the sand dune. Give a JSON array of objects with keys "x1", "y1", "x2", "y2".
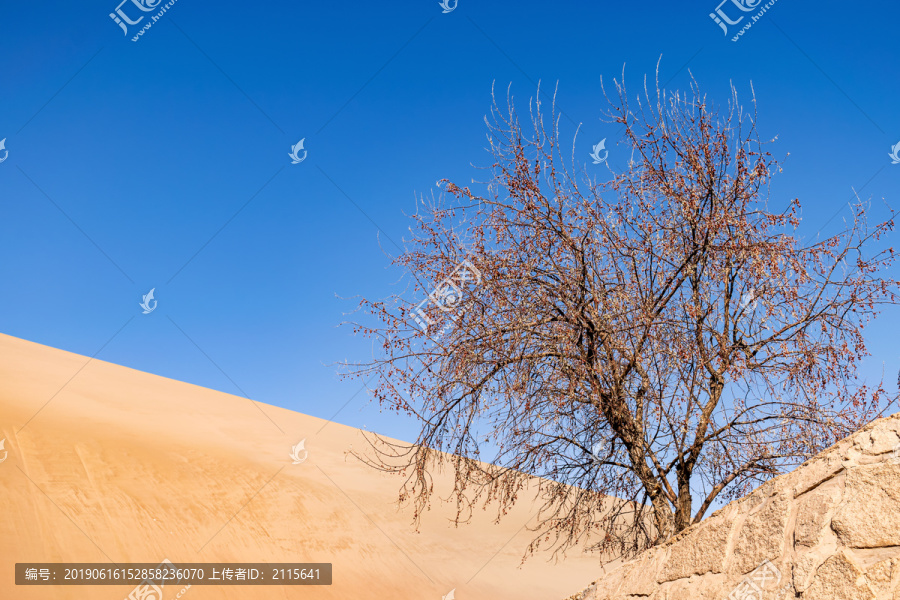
[{"x1": 0, "y1": 333, "x2": 606, "y2": 599}]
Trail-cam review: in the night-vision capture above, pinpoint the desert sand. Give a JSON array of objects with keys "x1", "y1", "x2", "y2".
[{"x1": 0, "y1": 332, "x2": 607, "y2": 599}]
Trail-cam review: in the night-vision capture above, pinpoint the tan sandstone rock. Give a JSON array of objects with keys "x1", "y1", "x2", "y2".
[
  {"x1": 658, "y1": 511, "x2": 733, "y2": 583},
  {"x1": 794, "y1": 482, "x2": 842, "y2": 548},
  {"x1": 803, "y1": 551, "x2": 876, "y2": 600},
  {"x1": 832, "y1": 463, "x2": 900, "y2": 548},
  {"x1": 729, "y1": 495, "x2": 790, "y2": 576},
  {"x1": 864, "y1": 557, "x2": 896, "y2": 597},
  {"x1": 617, "y1": 550, "x2": 664, "y2": 595},
  {"x1": 853, "y1": 419, "x2": 900, "y2": 456},
  {"x1": 560, "y1": 415, "x2": 900, "y2": 600}
]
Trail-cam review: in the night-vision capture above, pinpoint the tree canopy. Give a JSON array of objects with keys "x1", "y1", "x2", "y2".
[{"x1": 346, "y1": 70, "x2": 898, "y2": 560}]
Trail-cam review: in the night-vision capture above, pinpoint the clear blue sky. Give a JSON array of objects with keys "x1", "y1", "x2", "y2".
[{"x1": 1, "y1": 0, "x2": 898, "y2": 443}]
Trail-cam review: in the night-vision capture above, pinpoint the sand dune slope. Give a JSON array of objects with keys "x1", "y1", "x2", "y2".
[{"x1": 0, "y1": 333, "x2": 604, "y2": 599}]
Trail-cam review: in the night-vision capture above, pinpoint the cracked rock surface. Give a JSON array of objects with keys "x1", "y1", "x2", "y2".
[{"x1": 561, "y1": 413, "x2": 900, "y2": 600}]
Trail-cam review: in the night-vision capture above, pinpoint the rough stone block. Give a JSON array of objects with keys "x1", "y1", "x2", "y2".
[
  {"x1": 832, "y1": 463, "x2": 900, "y2": 548},
  {"x1": 853, "y1": 419, "x2": 900, "y2": 456},
  {"x1": 803, "y1": 551, "x2": 876, "y2": 600},
  {"x1": 658, "y1": 512, "x2": 733, "y2": 583},
  {"x1": 729, "y1": 496, "x2": 789, "y2": 576},
  {"x1": 794, "y1": 488, "x2": 838, "y2": 548}
]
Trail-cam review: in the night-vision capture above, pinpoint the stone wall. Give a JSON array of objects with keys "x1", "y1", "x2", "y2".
[{"x1": 563, "y1": 413, "x2": 900, "y2": 600}]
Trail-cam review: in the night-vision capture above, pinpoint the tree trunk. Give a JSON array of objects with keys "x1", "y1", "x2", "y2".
[
  {"x1": 674, "y1": 483, "x2": 692, "y2": 533},
  {"x1": 651, "y1": 494, "x2": 675, "y2": 541}
]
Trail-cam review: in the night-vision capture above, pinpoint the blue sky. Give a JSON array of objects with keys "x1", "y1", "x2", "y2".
[{"x1": 0, "y1": 0, "x2": 898, "y2": 444}]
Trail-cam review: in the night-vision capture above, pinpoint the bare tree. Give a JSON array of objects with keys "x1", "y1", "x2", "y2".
[{"x1": 345, "y1": 69, "x2": 898, "y2": 560}]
